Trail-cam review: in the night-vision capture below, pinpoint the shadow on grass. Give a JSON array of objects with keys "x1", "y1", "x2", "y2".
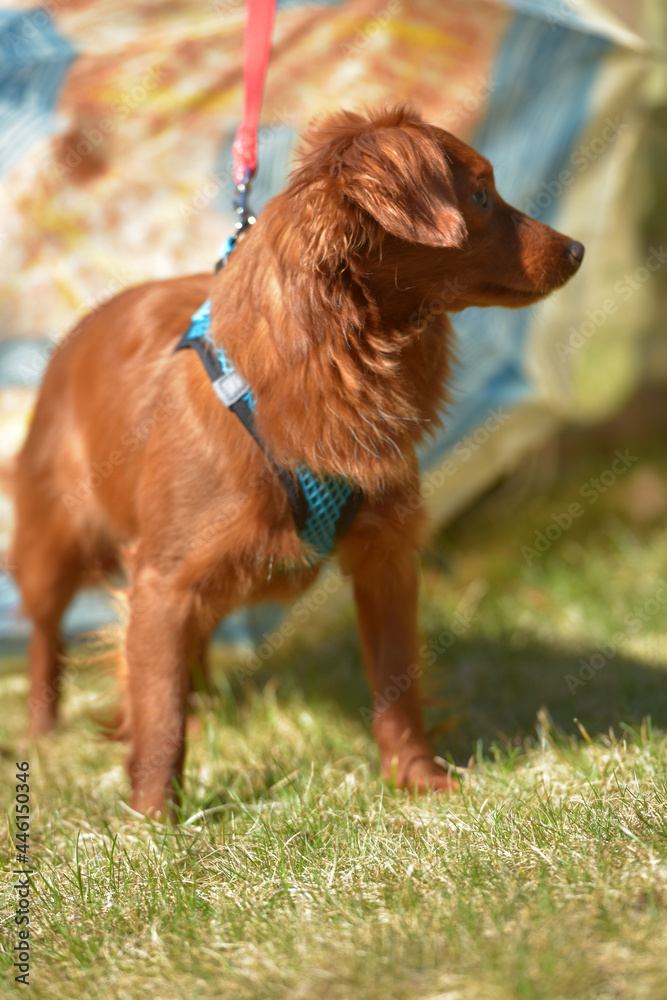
[
  {"x1": 2, "y1": 619, "x2": 665, "y2": 776},
  {"x1": 217, "y1": 621, "x2": 667, "y2": 765}
]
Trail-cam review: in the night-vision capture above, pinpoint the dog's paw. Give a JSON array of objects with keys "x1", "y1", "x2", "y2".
[
  {"x1": 29, "y1": 716, "x2": 57, "y2": 738},
  {"x1": 389, "y1": 752, "x2": 460, "y2": 794}
]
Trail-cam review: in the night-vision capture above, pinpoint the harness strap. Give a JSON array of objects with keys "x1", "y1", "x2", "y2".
[
  {"x1": 175, "y1": 325, "x2": 309, "y2": 533},
  {"x1": 175, "y1": 304, "x2": 363, "y2": 562}
]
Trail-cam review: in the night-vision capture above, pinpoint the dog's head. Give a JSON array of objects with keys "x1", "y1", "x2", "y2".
[
  {"x1": 286, "y1": 105, "x2": 583, "y2": 315},
  {"x1": 219, "y1": 106, "x2": 585, "y2": 483}
]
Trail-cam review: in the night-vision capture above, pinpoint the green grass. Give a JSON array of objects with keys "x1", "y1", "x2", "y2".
[{"x1": 2, "y1": 426, "x2": 667, "y2": 999}]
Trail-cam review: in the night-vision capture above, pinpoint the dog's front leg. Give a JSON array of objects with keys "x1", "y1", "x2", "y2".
[
  {"x1": 125, "y1": 563, "x2": 193, "y2": 817},
  {"x1": 352, "y1": 553, "x2": 458, "y2": 793}
]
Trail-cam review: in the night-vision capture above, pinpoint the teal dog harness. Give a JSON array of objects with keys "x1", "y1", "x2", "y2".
[{"x1": 175, "y1": 298, "x2": 362, "y2": 563}]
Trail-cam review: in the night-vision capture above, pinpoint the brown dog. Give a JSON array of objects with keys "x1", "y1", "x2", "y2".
[{"x1": 10, "y1": 105, "x2": 583, "y2": 816}]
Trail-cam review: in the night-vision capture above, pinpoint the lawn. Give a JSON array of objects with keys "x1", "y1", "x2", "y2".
[{"x1": 1, "y1": 400, "x2": 667, "y2": 1000}]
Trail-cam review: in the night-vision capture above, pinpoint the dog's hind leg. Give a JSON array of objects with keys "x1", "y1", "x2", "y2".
[
  {"x1": 10, "y1": 499, "x2": 87, "y2": 736},
  {"x1": 189, "y1": 632, "x2": 214, "y2": 699}
]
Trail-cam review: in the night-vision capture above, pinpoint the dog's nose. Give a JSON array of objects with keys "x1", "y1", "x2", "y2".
[{"x1": 566, "y1": 241, "x2": 585, "y2": 266}]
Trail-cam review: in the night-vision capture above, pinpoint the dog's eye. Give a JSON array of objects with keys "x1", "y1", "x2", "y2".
[{"x1": 472, "y1": 189, "x2": 489, "y2": 209}]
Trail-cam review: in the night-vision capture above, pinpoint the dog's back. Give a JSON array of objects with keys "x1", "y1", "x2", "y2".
[{"x1": 14, "y1": 273, "x2": 212, "y2": 545}]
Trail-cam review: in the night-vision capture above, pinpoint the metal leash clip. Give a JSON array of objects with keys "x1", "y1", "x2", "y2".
[{"x1": 215, "y1": 169, "x2": 257, "y2": 272}]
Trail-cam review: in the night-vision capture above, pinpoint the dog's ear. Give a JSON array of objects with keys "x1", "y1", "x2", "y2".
[
  {"x1": 341, "y1": 125, "x2": 467, "y2": 249},
  {"x1": 288, "y1": 109, "x2": 468, "y2": 272}
]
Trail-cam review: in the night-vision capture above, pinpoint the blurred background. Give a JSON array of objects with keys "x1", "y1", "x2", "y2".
[
  {"x1": 0, "y1": 0, "x2": 665, "y2": 653},
  {"x1": 2, "y1": 11, "x2": 667, "y2": 989}
]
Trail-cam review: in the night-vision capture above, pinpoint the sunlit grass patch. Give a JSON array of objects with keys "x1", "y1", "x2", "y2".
[{"x1": 1, "y1": 436, "x2": 667, "y2": 998}]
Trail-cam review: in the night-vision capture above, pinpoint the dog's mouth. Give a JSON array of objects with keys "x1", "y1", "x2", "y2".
[{"x1": 475, "y1": 283, "x2": 552, "y2": 306}]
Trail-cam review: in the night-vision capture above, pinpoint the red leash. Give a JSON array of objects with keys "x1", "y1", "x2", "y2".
[
  {"x1": 231, "y1": 0, "x2": 277, "y2": 185},
  {"x1": 215, "y1": 0, "x2": 276, "y2": 270}
]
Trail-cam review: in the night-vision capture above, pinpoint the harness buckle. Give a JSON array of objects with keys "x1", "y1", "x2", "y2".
[{"x1": 212, "y1": 368, "x2": 250, "y2": 407}]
